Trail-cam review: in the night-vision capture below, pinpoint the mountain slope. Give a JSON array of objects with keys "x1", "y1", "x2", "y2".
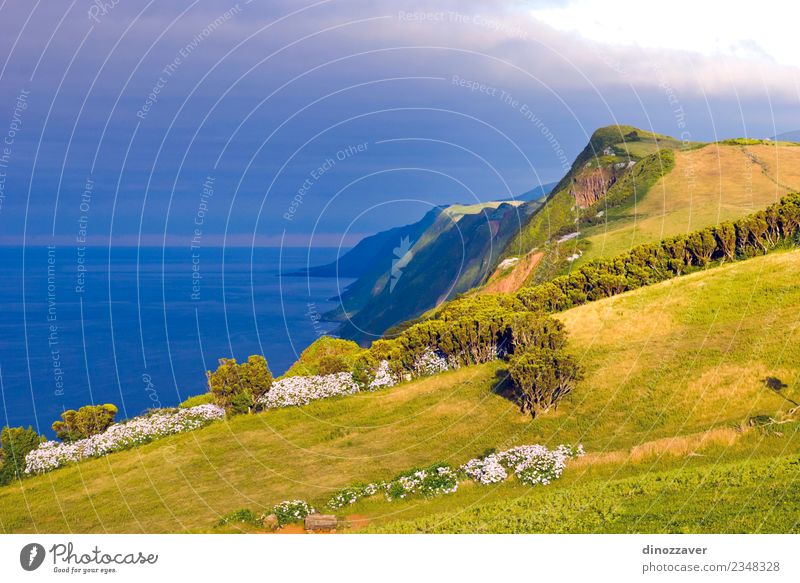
[
  {"x1": 287, "y1": 207, "x2": 442, "y2": 278},
  {"x1": 490, "y1": 127, "x2": 800, "y2": 289},
  {"x1": 3, "y1": 249, "x2": 799, "y2": 533},
  {"x1": 327, "y1": 199, "x2": 539, "y2": 342}
]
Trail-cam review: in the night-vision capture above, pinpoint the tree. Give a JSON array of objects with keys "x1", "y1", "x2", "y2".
[
  {"x1": 0, "y1": 426, "x2": 43, "y2": 485},
  {"x1": 207, "y1": 355, "x2": 273, "y2": 414},
  {"x1": 51, "y1": 404, "x2": 118, "y2": 442},
  {"x1": 508, "y1": 347, "x2": 583, "y2": 417}
]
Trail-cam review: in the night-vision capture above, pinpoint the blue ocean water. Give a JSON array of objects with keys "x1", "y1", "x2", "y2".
[{"x1": 0, "y1": 246, "x2": 351, "y2": 435}]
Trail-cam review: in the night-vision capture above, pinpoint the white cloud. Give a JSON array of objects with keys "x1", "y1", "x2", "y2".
[{"x1": 529, "y1": 0, "x2": 800, "y2": 68}]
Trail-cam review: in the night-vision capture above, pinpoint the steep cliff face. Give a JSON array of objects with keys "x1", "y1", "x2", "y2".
[
  {"x1": 569, "y1": 165, "x2": 619, "y2": 208},
  {"x1": 324, "y1": 200, "x2": 539, "y2": 343}
]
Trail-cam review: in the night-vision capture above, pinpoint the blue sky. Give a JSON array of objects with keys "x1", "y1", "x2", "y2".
[{"x1": 0, "y1": 0, "x2": 797, "y2": 247}]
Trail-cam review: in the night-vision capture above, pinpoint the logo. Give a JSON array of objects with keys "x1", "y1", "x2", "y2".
[
  {"x1": 20, "y1": 543, "x2": 46, "y2": 571},
  {"x1": 390, "y1": 236, "x2": 413, "y2": 293}
]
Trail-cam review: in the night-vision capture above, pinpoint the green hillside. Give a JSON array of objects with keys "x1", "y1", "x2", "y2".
[
  {"x1": 3, "y1": 249, "x2": 799, "y2": 533},
  {"x1": 331, "y1": 199, "x2": 537, "y2": 342}
]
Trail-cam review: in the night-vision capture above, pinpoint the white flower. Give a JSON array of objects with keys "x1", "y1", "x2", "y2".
[
  {"x1": 258, "y1": 372, "x2": 360, "y2": 409},
  {"x1": 367, "y1": 360, "x2": 397, "y2": 390},
  {"x1": 461, "y1": 454, "x2": 507, "y2": 484},
  {"x1": 412, "y1": 349, "x2": 449, "y2": 377},
  {"x1": 24, "y1": 404, "x2": 225, "y2": 475}
]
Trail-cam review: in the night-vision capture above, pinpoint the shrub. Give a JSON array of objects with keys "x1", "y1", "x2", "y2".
[
  {"x1": 0, "y1": 426, "x2": 43, "y2": 485},
  {"x1": 258, "y1": 372, "x2": 360, "y2": 409},
  {"x1": 51, "y1": 404, "x2": 118, "y2": 442},
  {"x1": 412, "y1": 349, "x2": 449, "y2": 377},
  {"x1": 207, "y1": 355, "x2": 273, "y2": 414},
  {"x1": 179, "y1": 393, "x2": 214, "y2": 408},
  {"x1": 327, "y1": 483, "x2": 383, "y2": 510},
  {"x1": 384, "y1": 463, "x2": 459, "y2": 501},
  {"x1": 283, "y1": 336, "x2": 363, "y2": 377},
  {"x1": 270, "y1": 500, "x2": 315, "y2": 526},
  {"x1": 508, "y1": 347, "x2": 583, "y2": 417},
  {"x1": 25, "y1": 404, "x2": 225, "y2": 475},
  {"x1": 462, "y1": 444, "x2": 585, "y2": 488},
  {"x1": 461, "y1": 454, "x2": 507, "y2": 484}
]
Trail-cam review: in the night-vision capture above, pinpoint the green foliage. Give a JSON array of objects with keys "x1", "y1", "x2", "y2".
[
  {"x1": 584, "y1": 149, "x2": 675, "y2": 221},
  {"x1": 373, "y1": 304, "x2": 566, "y2": 375},
  {"x1": 368, "y1": 454, "x2": 800, "y2": 533},
  {"x1": 179, "y1": 393, "x2": 215, "y2": 408},
  {"x1": 0, "y1": 426, "x2": 43, "y2": 485},
  {"x1": 215, "y1": 508, "x2": 261, "y2": 527},
  {"x1": 508, "y1": 347, "x2": 583, "y2": 417},
  {"x1": 283, "y1": 336, "x2": 363, "y2": 377},
  {"x1": 502, "y1": 188, "x2": 576, "y2": 259},
  {"x1": 207, "y1": 355, "x2": 273, "y2": 414},
  {"x1": 270, "y1": 500, "x2": 314, "y2": 526},
  {"x1": 513, "y1": 192, "x2": 800, "y2": 314},
  {"x1": 51, "y1": 404, "x2": 118, "y2": 443},
  {"x1": 719, "y1": 138, "x2": 766, "y2": 146}
]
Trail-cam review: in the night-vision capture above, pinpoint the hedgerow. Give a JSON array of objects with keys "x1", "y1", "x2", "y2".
[{"x1": 514, "y1": 193, "x2": 800, "y2": 313}]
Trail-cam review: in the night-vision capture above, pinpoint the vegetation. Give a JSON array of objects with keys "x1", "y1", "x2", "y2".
[
  {"x1": 509, "y1": 347, "x2": 583, "y2": 416},
  {"x1": 51, "y1": 404, "x2": 118, "y2": 442},
  {"x1": 282, "y1": 336, "x2": 363, "y2": 377},
  {"x1": 573, "y1": 142, "x2": 800, "y2": 267},
  {"x1": 511, "y1": 192, "x2": 800, "y2": 314},
  {"x1": 179, "y1": 393, "x2": 215, "y2": 408},
  {"x1": 0, "y1": 426, "x2": 43, "y2": 486},
  {"x1": 583, "y1": 149, "x2": 675, "y2": 221},
  {"x1": 207, "y1": 355, "x2": 273, "y2": 414},
  {"x1": 367, "y1": 452, "x2": 800, "y2": 533},
  {"x1": 2, "y1": 247, "x2": 799, "y2": 532}
]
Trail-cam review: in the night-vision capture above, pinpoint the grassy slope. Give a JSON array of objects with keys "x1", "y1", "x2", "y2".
[
  {"x1": 364, "y1": 249, "x2": 800, "y2": 532},
  {"x1": 572, "y1": 143, "x2": 800, "y2": 267},
  {"x1": 2, "y1": 251, "x2": 800, "y2": 533}
]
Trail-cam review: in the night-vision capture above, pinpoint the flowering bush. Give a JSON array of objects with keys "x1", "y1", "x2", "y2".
[
  {"x1": 412, "y1": 349, "x2": 449, "y2": 377},
  {"x1": 327, "y1": 482, "x2": 383, "y2": 510},
  {"x1": 269, "y1": 500, "x2": 315, "y2": 526},
  {"x1": 367, "y1": 360, "x2": 397, "y2": 390},
  {"x1": 323, "y1": 446, "x2": 583, "y2": 511},
  {"x1": 258, "y1": 372, "x2": 360, "y2": 409},
  {"x1": 461, "y1": 454, "x2": 507, "y2": 484},
  {"x1": 24, "y1": 404, "x2": 225, "y2": 475},
  {"x1": 384, "y1": 463, "x2": 458, "y2": 501},
  {"x1": 461, "y1": 444, "x2": 585, "y2": 488}
]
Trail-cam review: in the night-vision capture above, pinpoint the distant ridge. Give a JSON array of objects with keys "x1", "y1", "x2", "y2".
[
  {"x1": 285, "y1": 207, "x2": 443, "y2": 278},
  {"x1": 772, "y1": 130, "x2": 800, "y2": 142}
]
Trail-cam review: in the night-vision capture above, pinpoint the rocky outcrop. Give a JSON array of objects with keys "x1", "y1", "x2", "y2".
[{"x1": 570, "y1": 165, "x2": 619, "y2": 208}]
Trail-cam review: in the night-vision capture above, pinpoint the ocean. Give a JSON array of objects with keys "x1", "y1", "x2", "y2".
[{"x1": 0, "y1": 246, "x2": 351, "y2": 435}]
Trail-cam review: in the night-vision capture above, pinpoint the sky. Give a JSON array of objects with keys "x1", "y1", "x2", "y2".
[{"x1": 0, "y1": 0, "x2": 797, "y2": 249}]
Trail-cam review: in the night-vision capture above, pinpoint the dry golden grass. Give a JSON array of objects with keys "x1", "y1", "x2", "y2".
[{"x1": 577, "y1": 143, "x2": 800, "y2": 263}]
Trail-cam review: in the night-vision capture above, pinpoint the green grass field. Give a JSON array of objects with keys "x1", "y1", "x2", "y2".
[{"x1": 2, "y1": 250, "x2": 799, "y2": 533}]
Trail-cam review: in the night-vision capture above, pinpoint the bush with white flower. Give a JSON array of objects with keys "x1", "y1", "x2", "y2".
[
  {"x1": 384, "y1": 463, "x2": 459, "y2": 501},
  {"x1": 24, "y1": 404, "x2": 225, "y2": 475},
  {"x1": 269, "y1": 500, "x2": 315, "y2": 526},
  {"x1": 462, "y1": 444, "x2": 585, "y2": 488},
  {"x1": 367, "y1": 360, "x2": 397, "y2": 390},
  {"x1": 327, "y1": 482, "x2": 384, "y2": 510},
  {"x1": 412, "y1": 349, "x2": 450, "y2": 377},
  {"x1": 258, "y1": 372, "x2": 360, "y2": 409},
  {"x1": 461, "y1": 454, "x2": 508, "y2": 484}
]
